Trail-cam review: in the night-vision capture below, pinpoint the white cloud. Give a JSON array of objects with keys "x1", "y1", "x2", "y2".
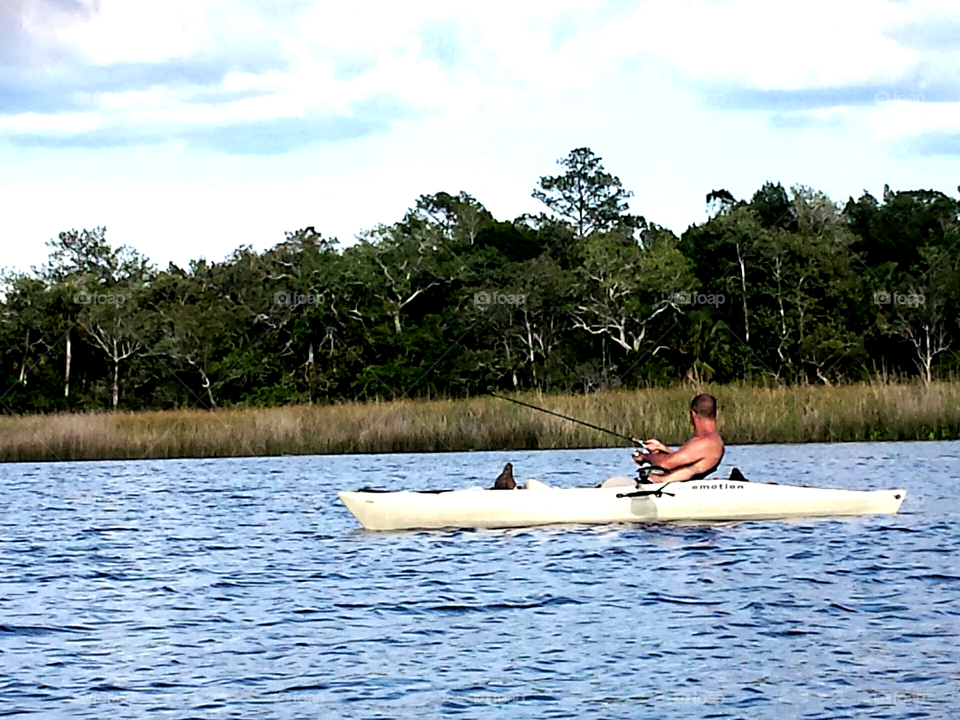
[
  {"x1": 2, "y1": 0, "x2": 960, "y2": 277},
  {"x1": 611, "y1": 0, "x2": 918, "y2": 89},
  {"x1": 872, "y1": 99, "x2": 960, "y2": 139},
  {"x1": 0, "y1": 111, "x2": 100, "y2": 133},
  {"x1": 53, "y1": 0, "x2": 209, "y2": 65}
]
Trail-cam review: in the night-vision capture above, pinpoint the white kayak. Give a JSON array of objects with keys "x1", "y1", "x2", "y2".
[{"x1": 338, "y1": 476, "x2": 906, "y2": 531}]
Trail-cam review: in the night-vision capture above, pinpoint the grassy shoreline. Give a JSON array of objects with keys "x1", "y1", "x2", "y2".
[{"x1": 2, "y1": 383, "x2": 960, "y2": 463}]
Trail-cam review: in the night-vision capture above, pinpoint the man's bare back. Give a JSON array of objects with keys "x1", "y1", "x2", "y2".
[{"x1": 637, "y1": 394, "x2": 724, "y2": 482}]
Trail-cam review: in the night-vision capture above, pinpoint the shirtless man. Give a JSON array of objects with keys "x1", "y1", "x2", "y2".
[{"x1": 637, "y1": 394, "x2": 724, "y2": 482}]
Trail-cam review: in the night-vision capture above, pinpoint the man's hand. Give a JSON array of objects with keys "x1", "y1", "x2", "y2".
[{"x1": 644, "y1": 439, "x2": 669, "y2": 454}]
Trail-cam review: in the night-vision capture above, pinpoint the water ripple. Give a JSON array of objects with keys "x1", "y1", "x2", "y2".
[{"x1": 0, "y1": 442, "x2": 958, "y2": 718}]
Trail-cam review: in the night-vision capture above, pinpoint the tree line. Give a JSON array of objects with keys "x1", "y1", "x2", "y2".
[{"x1": 2, "y1": 147, "x2": 959, "y2": 413}]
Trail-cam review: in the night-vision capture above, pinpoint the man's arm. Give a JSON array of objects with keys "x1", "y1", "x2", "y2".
[{"x1": 642, "y1": 437, "x2": 708, "y2": 471}]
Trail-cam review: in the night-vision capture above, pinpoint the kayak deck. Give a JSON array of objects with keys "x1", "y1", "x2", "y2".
[{"x1": 338, "y1": 478, "x2": 906, "y2": 531}]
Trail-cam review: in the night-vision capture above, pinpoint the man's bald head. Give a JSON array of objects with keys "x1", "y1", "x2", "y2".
[{"x1": 690, "y1": 394, "x2": 717, "y2": 420}]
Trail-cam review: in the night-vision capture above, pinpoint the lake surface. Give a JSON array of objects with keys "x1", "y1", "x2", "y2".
[{"x1": 1, "y1": 441, "x2": 958, "y2": 719}]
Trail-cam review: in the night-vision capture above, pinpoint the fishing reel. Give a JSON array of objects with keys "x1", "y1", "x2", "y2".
[
  {"x1": 631, "y1": 448, "x2": 655, "y2": 486},
  {"x1": 634, "y1": 466, "x2": 654, "y2": 486}
]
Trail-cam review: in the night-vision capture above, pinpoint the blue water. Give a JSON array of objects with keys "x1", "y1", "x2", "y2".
[{"x1": 1, "y1": 441, "x2": 958, "y2": 719}]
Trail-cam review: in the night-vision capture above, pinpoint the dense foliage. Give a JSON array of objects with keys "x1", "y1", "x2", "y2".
[{"x1": 3, "y1": 148, "x2": 959, "y2": 413}]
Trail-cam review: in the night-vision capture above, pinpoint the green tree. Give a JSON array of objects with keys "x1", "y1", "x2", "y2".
[
  {"x1": 77, "y1": 287, "x2": 147, "y2": 409},
  {"x1": 260, "y1": 228, "x2": 346, "y2": 404},
  {"x1": 150, "y1": 261, "x2": 239, "y2": 409},
  {"x1": 679, "y1": 206, "x2": 764, "y2": 352},
  {"x1": 876, "y1": 245, "x2": 960, "y2": 384},
  {"x1": 532, "y1": 147, "x2": 643, "y2": 238},
  {"x1": 572, "y1": 228, "x2": 692, "y2": 356},
  {"x1": 39, "y1": 227, "x2": 153, "y2": 404},
  {"x1": 0, "y1": 274, "x2": 58, "y2": 398},
  {"x1": 350, "y1": 222, "x2": 451, "y2": 336},
  {"x1": 750, "y1": 188, "x2": 865, "y2": 383},
  {"x1": 410, "y1": 191, "x2": 494, "y2": 246},
  {"x1": 846, "y1": 186, "x2": 960, "y2": 380}
]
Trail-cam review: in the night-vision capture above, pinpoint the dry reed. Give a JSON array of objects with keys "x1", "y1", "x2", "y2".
[{"x1": 2, "y1": 382, "x2": 960, "y2": 462}]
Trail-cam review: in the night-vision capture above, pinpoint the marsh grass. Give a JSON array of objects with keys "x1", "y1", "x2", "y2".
[{"x1": 3, "y1": 382, "x2": 960, "y2": 462}]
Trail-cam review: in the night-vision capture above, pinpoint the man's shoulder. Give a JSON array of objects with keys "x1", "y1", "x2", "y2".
[{"x1": 687, "y1": 432, "x2": 724, "y2": 454}]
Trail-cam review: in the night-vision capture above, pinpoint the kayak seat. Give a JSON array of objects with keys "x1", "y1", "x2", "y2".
[
  {"x1": 524, "y1": 478, "x2": 551, "y2": 491},
  {"x1": 599, "y1": 475, "x2": 636, "y2": 488}
]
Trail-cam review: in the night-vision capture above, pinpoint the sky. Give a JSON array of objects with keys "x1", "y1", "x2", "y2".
[{"x1": 1, "y1": 0, "x2": 958, "y2": 274}]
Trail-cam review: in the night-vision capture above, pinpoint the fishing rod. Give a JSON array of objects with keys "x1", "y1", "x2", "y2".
[{"x1": 491, "y1": 393, "x2": 646, "y2": 449}]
